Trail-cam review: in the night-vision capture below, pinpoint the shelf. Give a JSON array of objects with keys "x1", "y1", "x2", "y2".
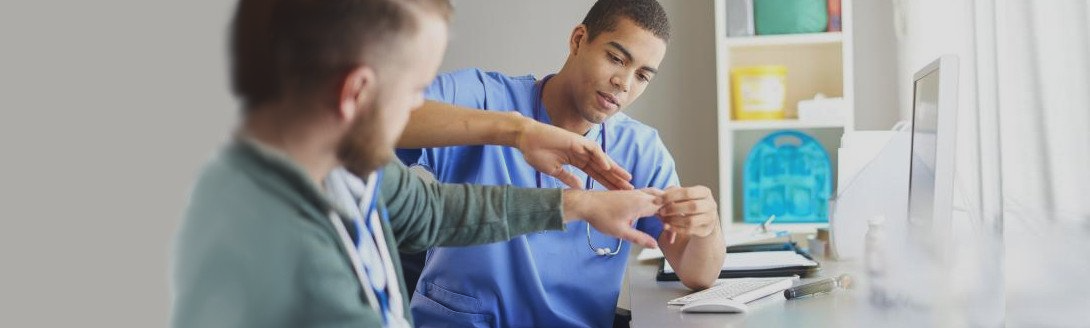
[
  {"x1": 726, "y1": 119, "x2": 845, "y2": 131},
  {"x1": 726, "y1": 32, "x2": 842, "y2": 49},
  {"x1": 714, "y1": 0, "x2": 854, "y2": 231}
]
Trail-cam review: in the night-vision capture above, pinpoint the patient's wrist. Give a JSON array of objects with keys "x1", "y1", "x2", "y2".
[{"x1": 561, "y1": 189, "x2": 589, "y2": 223}]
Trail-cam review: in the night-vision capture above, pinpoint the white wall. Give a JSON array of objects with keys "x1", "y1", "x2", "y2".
[
  {"x1": 442, "y1": 0, "x2": 722, "y2": 194},
  {"x1": 851, "y1": 0, "x2": 901, "y2": 130}
]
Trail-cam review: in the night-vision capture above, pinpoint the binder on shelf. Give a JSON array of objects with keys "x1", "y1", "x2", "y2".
[
  {"x1": 725, "y1": 0, "x2": 755, "y2": 37},
  {"x1": 826, "y1": 0, "x2": 842, "y2": 32}
]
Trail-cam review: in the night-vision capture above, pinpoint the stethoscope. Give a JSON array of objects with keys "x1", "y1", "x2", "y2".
[{"x1": 533, "y1": 75, "x2": 623, "y2": 257}]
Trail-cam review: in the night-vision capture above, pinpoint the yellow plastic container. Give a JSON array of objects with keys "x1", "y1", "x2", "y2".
[{"x1": 730, "y1": 65, "x2": 788, "y2": 120}]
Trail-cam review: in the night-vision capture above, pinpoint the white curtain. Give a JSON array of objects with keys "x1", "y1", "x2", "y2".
[
  {"x1": 991, "y1": 1, "x2": 1090, "y2": 326},
  {"x1": 896, "y1": 0, "x2": 1090, "y2": 325}
]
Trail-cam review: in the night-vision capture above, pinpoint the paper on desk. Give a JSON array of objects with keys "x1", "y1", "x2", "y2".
[
  {"x1": 662, "y1": 251, "x2": 817, "y2": 274},
  {"x1": 637, "y1": 248, "x2": 665, "y2": 261},
  {"x1": 635, "y1": 231, "x2": 787, "y2": 261},
  {"x1": 725, "y1": 231, "x2": 788, "y2": 246}
]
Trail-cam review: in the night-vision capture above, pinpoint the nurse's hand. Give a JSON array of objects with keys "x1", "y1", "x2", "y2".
[
  {"x1": 516, "y1": 119, "x2": 634, "y2": 190},
  {"x1": 657, "y1": 186, "x2": 719, "y2": 239},
  {"x1": 562, "y1": 188, "x2": 663, "y2": 248}
]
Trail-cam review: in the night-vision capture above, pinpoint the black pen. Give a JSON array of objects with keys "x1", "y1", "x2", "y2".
[{"x1": 783, "y1": 274, "x2": 853, "y2": 299}]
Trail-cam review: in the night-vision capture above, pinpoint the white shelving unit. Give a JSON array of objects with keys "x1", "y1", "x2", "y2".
[
  {"x1": 725, "y1": 32, "x2": 843, "y2": 48},
  {"x1": 714, "y1": 0, "x2": 855, "y2": 230},
  {"x1": 727, "y1": 119, "x2": 844, "y2": 131}
]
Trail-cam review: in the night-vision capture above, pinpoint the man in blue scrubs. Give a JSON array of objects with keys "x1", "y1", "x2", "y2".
[{"x1": 397, "y1": 0, "x2": 725, "y2": 326}]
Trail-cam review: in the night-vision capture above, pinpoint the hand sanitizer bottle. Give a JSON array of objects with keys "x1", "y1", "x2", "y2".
[{"x1": 865, "y1": 215, "x2": 890, "y2": 306}]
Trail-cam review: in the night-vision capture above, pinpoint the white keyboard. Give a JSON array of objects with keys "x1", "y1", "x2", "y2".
[{"x1": 667, "y1": 277, "x2": 796, "y2": 306}]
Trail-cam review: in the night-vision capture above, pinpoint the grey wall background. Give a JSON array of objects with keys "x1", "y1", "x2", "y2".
[
  {"x1": 1, "y1": 1, "x2": 236, "y2": 326},
  {"x1": 0, "y1": 0, "x2": 894, "y2": 326}
]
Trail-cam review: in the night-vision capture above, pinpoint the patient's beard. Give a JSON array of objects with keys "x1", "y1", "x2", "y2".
[{"x1": 336, "y1": 104, "x2": 393, "y2": 177}]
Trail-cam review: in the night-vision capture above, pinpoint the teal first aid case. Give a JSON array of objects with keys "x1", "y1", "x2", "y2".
[
  {"x1": 743, "y1": 130, "x2": 831, "y2": 224},
  {"x1": 754, "y1": 0, "x2": 828, "y2": 35}
]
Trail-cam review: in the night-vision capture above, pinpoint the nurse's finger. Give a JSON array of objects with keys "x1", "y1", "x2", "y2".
[
  {"x1": 587, "y1": 166, "x2": 634, "y2": 190},
  {"x1": 616, "y1": 226, "x2": 658, "y2": 249},
  {"x1": 603, "y1": 166, "x2": 635, "y2": 190},
  {"x1": 662, "y1": 224, "x2": 692, "y2": 239},
  {"x1": 606, "y1": 157, "x2": 633, "y2": 182},
  {"x1": 575, "y1": 140, "x2": 632, "y2": 185},
  {"x1": 659, "y1": 215, "x2": 693, "y2": 229},
  {"x1": 581, "y1": 140, "x2": 613, "y2": 172},
  {"x1": 661, "y1": 224, "x2": 677, "y2": 244},
  {"x1": 550, "y1": 168, "x2": 585, "y2": 190},
  {"x1": 658, "y1": 200, "x2": 716, "y2": 218},
  {"x1": 661, "y1": 186, "x2": 713, "y2": 203},
  {"x1": 579, "y1": 165, "x2": 616, "y2": 190},
  {"x1": 640, "y1": 188, "x2": 665, "y2": 199},
  {"x1": 602, "y1": 170, "x2": 633, "y2": 190}
]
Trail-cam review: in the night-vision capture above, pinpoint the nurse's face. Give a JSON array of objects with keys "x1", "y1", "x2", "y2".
[{"x1": 567, "y1": 17, "x2": 666, "y2": 124}]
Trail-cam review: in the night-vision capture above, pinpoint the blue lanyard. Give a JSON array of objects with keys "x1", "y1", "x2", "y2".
[
  {"x1": 351, "y1": 172, "x2": 395, "y2": 325},
  {"x1": 353, "y1": 172, "x2": 384, "y2": 245}
]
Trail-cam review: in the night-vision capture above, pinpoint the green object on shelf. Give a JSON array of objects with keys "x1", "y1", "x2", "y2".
[{"x1": 754, "y1": 0, "x2": 828, "y2": 35}]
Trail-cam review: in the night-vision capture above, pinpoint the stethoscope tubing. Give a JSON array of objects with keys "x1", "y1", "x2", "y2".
[{"x1": 533, "y1": 76, "x2": 623, "y2": 257}]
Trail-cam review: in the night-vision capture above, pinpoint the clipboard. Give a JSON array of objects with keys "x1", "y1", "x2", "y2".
[{"x1": 656, "y1": 242, "x2": 821, "y2": 281}]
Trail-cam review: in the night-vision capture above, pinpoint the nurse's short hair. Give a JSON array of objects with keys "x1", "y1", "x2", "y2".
[
  {"x1": 582, "y1": 0, "x2": 671, "y2": 42},
  {"x1": 229, "y1": 0, "x2": 452, "y2": 111}
]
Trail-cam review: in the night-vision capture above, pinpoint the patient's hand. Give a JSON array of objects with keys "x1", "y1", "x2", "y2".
[{"x1": 562, "y1": 188, "x2": 663, "y2": 248}]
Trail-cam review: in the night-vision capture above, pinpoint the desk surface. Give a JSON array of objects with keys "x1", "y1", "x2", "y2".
[{"x1": 626, "y1": 252, "x2": 945, "y2": 327}]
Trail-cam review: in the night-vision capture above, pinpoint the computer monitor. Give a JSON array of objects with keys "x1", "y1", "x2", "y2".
[{"x1": 907, "y1": 56, "x2": 959, "y2": 251}]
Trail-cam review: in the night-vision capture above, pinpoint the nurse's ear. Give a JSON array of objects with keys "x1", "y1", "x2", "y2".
[
  {"x1": 336, "y1": 65, "x2": 378, "y2": 123},
  {"x1": 569, "y1": 24, "x2": 589, "y2": 56}
]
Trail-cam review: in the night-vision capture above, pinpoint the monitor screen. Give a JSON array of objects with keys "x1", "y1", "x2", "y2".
[{"x1": 908, "y1": 70, "x2": 940, "y2": 228}]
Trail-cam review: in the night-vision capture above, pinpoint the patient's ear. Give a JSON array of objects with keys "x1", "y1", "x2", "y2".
[{"x1": 337, "y1": 66, "x2": 377, "y2": 122}]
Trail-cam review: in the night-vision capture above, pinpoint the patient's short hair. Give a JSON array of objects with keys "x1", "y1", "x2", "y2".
[{"x1": 230, "y1": 0, "x2": 452, "y2": 110}]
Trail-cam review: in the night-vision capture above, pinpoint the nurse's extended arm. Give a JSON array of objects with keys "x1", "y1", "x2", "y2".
[
  {"x1": 397, "y1": 101, "x2": 634, "y2": 190},
  {"x1": 656, "y1": 186, "x2": 726, "y2": 290}
]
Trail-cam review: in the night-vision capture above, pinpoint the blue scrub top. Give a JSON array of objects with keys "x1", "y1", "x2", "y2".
[{"x1": 398, "y1": 68, "x2": 680, "y2": 328}]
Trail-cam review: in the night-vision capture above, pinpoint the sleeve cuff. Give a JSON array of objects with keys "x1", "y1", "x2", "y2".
[{"x1": 503, "y1": 187, "x2": 565, "y2": 235}]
